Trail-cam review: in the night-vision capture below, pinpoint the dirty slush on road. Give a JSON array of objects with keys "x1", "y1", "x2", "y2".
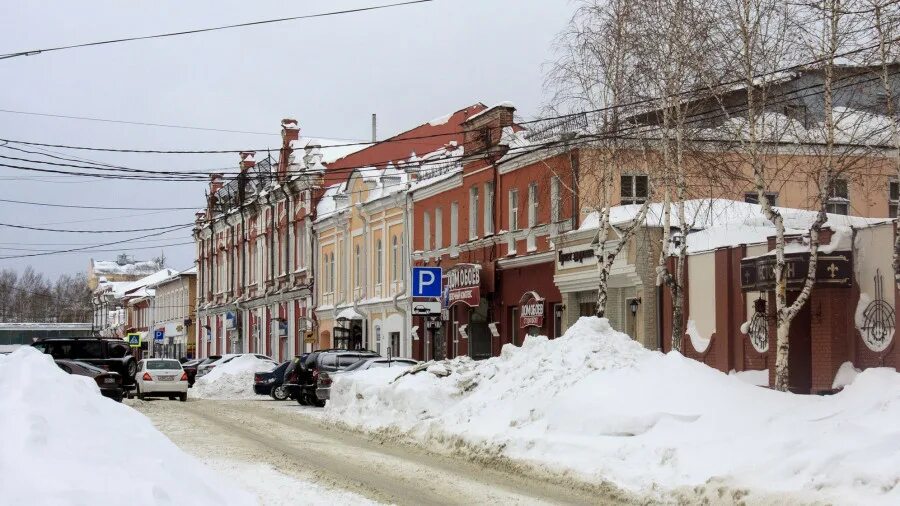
[{"x1": 132, "y1": 398, "x2": 646, "y2": 506}]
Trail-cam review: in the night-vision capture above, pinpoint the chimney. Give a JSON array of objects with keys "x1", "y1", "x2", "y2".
[
  {"x1": 209, "y1": 173, "x2": 224, "y2": 193},
  {"x1": 239, "y1": 151, "x2": 256, "y2": 172},
  {"x1": 371, "y1": 113, "x2": 377, "y2": 143},
  {"x1": 462, "y1": 102, "x2": 516, "y2": 158},
  {"x1": 280, "y1": 119, "x2": 300, "y2": 181}
]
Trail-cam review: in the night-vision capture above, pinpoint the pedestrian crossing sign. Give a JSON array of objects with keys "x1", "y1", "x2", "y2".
[{"x1": 127, "y1": 333, "x2": 141, "y2": 348}]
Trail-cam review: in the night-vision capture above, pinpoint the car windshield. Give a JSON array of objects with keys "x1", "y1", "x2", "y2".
[{"x1": 146, "y1": 360, "x2": 182, "y2": 370}]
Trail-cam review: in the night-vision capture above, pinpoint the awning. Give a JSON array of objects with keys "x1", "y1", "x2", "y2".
[{"x1": 336, "y1": 307, "x2": 364, "y2": 321}]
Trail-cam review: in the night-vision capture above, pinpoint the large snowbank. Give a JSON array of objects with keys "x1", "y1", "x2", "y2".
[
  {"x1": 325, "y1": 317, "x2": 900, "y2": 504},
  {"x1": 0, "y1": 348, "x2": 254, "y2": 506},
  {"x1": 193, "y1": 354, "x2": 276, "y2": 399}
]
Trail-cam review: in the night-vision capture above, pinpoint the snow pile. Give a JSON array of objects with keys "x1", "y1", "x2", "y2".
[
  {"x1": 729, "y1": 368, "x2": 769, "y2": 386},
  {"x1": 832, "y1": 361, "x2": 861, "y2": 389},
  {"x1": 0, "y1": 348, "x2": 254, "y2": 506},
  {"x1": 194, "y1": 354, "x2": 276, "y2": 400},
  {"x1": 325, "y1": 317, "x2": 900, "y2": 504}
]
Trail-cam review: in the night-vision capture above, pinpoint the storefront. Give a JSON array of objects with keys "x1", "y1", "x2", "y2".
[{"x1": 497, "y1": 256, "x2": 562, "y2": 349}]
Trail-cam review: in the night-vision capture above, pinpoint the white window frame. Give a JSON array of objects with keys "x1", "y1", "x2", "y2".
[
  {"x1": 826, "y1": 178, "x2": 849, "y2": 215},
  {"x1": 450, "y1": 202, "x2": 459, "y2": 247},
  {"x1": 435, "y1": 207, "x2": 443, "y2": 250},
  {"x1": 424, "y1": 211, "x2": 432, "y2": 251},
  {"x1": 484, "y1": 182, "x2": 494, "y2": 235},
  {"x1": 509, "y1": 189, "x2": 519, "y2": 231},
  {"x1": 469, "y1": 187, "x2": 479, "y2": 240},
  {"x1": 620, "y1": 174, "x2": 649, "y2": 205},
  {"x1": 354, "y1": 244, "x2": 361, "y2": 289},
  {"x1": 376, "y1": 238, "x2": 383, "y2": 285},
  {"x1": 550, "y1": 176, "x2": 560, "y2": 223},
  {"x1": 528, "y1": 182, "x2": 538, "y2": 228},
  {"x1": 391, "y1": 236, "x2": 399, "y2": 281}
]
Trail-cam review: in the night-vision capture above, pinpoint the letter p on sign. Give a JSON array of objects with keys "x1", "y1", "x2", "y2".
[{"x1": 411, "y1": 267, "x2": 442, "y2": 297}]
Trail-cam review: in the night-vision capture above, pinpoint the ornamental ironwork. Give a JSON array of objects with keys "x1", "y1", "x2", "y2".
[
  {"x1": 748, "y1": 297, "x2": 769, "y2": 353},
  {"x1": 861, "y1": 269, "x2": 895, "y2": 352}
]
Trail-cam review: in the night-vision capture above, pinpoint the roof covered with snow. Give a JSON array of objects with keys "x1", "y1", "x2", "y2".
[
  {"x1": 91, "y1": 258, "x2": 161, "y2": 277},
  {"x1": 579, "y1": 199, "x2": 890, "y2": 254}
]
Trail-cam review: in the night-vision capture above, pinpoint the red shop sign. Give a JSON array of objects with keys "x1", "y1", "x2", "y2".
[
  {"x1": 443, "y1": 264, "x2": 481, "y2": 308},
  {"x1": 519, "y1": 291, "x2": 545, "y2": 328}
]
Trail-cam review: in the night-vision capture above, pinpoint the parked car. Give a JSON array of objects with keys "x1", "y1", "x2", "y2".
[
  {"x1": 296, "y1": 350, "x2": 379, "y2": 407},
  {"x1": 134, "y1": 358, "x2": 189, "y2": 401},
  {"x1": 181, "y1": 357, "x2": 217, "y2": 386},
  {"x1": 32, "y1": 337, "x2": 137, "y2": 386},
  {"x1": 196, "y1": 353, "x2": 273, "y2": 378},
  {"x1": 55, "y1": 359, "x2": 124, "y2": 402},
  {"x1": 253, "y1": 361, "x2": 291, "y2": 400},
  {"x1": 316, "y1": 357, "x2": 418, "y2": 402}
]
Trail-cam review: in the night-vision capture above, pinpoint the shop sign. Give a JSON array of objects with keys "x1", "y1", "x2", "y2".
[
  {"x1": 557, "y1": 247, "x2": 596, "y2": 267},
  {"x1": 443, "y1": 264, "x2": 481, "y2": 307},
  {"x1": 519, "y1": 291, "x2": 545, "y2": 328},
  {"x1": 740, "y1": 252, "x2": 852, "y2": 292}
]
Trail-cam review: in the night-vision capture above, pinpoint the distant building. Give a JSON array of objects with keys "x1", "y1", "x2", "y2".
[{"x1": 88, "y1": 254, "x2": 162, "y2": 290}]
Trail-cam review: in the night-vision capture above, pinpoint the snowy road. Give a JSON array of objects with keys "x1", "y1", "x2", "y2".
[{"x1": 132, "y1": 398, "x2": 638, "y2": 505}]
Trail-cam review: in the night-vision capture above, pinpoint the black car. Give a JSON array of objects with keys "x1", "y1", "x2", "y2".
[
  {"x1": 55, "y1": 359, "x2": 125, "y2": 402},
  {"x1": 253, "y1": 360, "x2": 291, "y2": 400},
  {"x1": 294, "y1": 350, "x2": 379, "y2": 407},
  {"x1": 182, "y1": 356, "x2": 219, "y2": 387},
  {"x1": 33, "y1": 337, "x2": 138, "y2": 386}
]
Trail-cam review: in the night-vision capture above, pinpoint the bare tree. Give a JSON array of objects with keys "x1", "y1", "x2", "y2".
[{"x1": 547, "y1": 0, "x2": 656, "y2": 318}]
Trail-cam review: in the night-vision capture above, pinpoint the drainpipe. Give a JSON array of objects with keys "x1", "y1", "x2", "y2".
[
  {"x1": 393, "y1": 187, "x2": 412, "y2": 357},
  {"x1": 353, "y1": 205, "x2": 371, "y2": 349}
]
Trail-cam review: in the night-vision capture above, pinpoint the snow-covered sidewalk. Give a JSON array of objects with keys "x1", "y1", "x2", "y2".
[{"x1": 324, "y1": 317, "x2": 900, "y2": 505}]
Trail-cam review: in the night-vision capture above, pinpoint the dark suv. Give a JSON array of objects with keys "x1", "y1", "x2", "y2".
[
  {"x1": 32, "y1": 337, "x2": 138, "y2": 385},
  {"x1": 293, "y1": 350, "x2": 378, "y2": 407}
]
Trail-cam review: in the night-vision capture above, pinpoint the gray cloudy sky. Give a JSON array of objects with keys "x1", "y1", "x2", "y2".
[{"x1": 0, "y1": 0, "x2": 572, "y2": 279}]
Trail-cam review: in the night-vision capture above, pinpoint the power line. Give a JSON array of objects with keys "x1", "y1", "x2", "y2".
[
  {"x1": 0, "y1": 240, "x2": 194, "y2": 253},
  {"x1": 0, "y1": 0, "x2": 435, "y2": 60},
  {"x1": 0, "y1": 224, "x2": 195, "y2": 260},
  {"x1": 0, "y1": 222, "x2": 195, "y2": 234},
  {"x1": 0, "y1": 197, "x2": 199, "y2": 211},
  {"x1": 0, "y1": 108, "x2": 366, "y2": 141}
]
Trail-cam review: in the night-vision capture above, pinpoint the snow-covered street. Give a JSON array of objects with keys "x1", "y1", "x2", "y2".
[{"x1": 131, "y1": 398, "x2": 632, "y2": 505}]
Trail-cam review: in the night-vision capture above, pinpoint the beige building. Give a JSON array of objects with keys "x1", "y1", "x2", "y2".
[
  {"x1": 147, "y1": 268, "x2": 197, "y2": 359},
  {"x1": 88, "y1": 256, "x2": 162, "y2": 290}
]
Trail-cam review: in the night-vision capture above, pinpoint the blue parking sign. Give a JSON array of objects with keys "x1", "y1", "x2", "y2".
[
  {"x1": 154, "y1": 329, "x2": 165, "y2": 342},
  {"x1": 411, "y1": 267, "x2": 442, "y2": 297}
]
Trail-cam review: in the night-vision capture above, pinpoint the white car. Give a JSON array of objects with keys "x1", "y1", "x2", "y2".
[
  {"x1": 135, "y1": 359, "x2": 189, "y2": 401},
  {"x1": 196, "y1": 353, "x2": 274, "y2": 378}
]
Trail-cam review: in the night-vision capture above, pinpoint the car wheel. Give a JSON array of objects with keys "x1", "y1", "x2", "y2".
[
  {"x1": 179, "y1": 393, "x2": 187, "y2": 402},
  {"x1": 297, "y1": 392, "x2": 308, "y2": 405},
  {"x1": 314, "y1": 398, "x2": 326, "y2": 408},
  {"x1": 272, "y1": 385, "x2": 288, "y2": 401}
]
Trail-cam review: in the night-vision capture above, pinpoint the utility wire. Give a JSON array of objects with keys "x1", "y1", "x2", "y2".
[
  {"x1": 0, "y1": 224, "x2": 195, "y2": 260},
  {"x1": 0, "y1": 222, "x2": 195, "y2": 234},
  {"x1": 0, "y1": 197, "x2": 199, "y2": 211},
  {"x1": 0, "y1": 0, "x2": 435, "y2": 60}
]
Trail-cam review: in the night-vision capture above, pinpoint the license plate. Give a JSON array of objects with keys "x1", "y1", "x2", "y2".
[
  {"x1": 158, "y1": 376, "x2": 174, "y2": 381},
  {"x1": 103, "y1": 378, "x2": 116, "y2": 384}
]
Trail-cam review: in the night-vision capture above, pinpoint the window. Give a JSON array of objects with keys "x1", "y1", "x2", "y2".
[
  {"x1": 376, "y1": 239, "x2": 383, "y2": 285},
  {"x1": 509, "y1": 189, "x2": 519, "y2": 231},
  {"x1": 528, "y1": 182, "x2": 538, "y2": 228},
  {"x1": 435, "y1": 208, "x2": 443, "y2": 249},
  {"x1": 551, "y1": 176, "x2": 560, "y2": 223},
  {"x1": 826, "y1": 178, "x2": 849, "y2": 215},
  {"x1": 329, "y1": 253, "x2": 335, "y2": 292},
  {"x1": 450, "y1": 202, "x2": 459, "y2": 247},
  {"x1": 354, "y1": 245, "x2": 361, "y2": 288},
  {"x1": 484, "y1": 182, "x2": 494, "y2": 235},
  {"x1": 890, "y1": 180, "x2": 899, "y2": 218},
  {"x1": 423, "y1": 211, "x2": 431, "y2": 250},
  {"x1": 469, "y1": 186, "x2": 479, "y2": 240},
  {"x1": 392, "y1": 236, "x2": 399, "y2": 281},
  {"x1": 621, "y1": 175, "x2": 649, "y2": 205},
  {"x1": 783, "y1": 104, "x2": 808, "y2": 129},
  {"x1": 744, "y1": 192, "x2": 779, "y2": 206}
]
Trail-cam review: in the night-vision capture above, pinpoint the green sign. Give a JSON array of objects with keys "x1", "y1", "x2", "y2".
[{"x1": 126, "y1": 333, "x2": 141, "y2": 348}]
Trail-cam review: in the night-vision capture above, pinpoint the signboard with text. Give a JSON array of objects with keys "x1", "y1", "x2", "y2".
[
  {"x1": 740, "y1": 251, "x2": 852, "y2": 292},
  {"x1": 519, "y1": 291, "x2": 545, "y2": 328},
  {"x1": 443, "y1": 264, "x2": 481, "y2": 308}
]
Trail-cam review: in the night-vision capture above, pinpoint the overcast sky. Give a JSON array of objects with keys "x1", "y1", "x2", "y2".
[{"x1": 0, "y1": 0, "x2": 573, "y2": 280}]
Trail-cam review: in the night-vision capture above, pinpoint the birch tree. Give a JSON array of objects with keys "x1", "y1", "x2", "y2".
[{"x1": 547, "y1": 0, "x2": 656, "y2": 318}]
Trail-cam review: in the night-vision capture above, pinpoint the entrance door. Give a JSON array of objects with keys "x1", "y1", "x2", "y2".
[
  {"x1": 470, "y1": 299, "x2": 491, "y2": 360},
  {"x1": 391, "y1": 332, "x2": 401, "y2": 358},
  {"x1": 788, "y1": 302, "x2": 812, "y2": 394}
]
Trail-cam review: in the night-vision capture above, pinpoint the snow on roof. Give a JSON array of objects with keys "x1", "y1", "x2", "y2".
[
  {"x1": 91, "y1": 259, "x2": 160, "y2": 277},
  {"x1": 290, "y1": 137, "x2": 366, "y2": 165},
  {"x1": 579, "y1": 199, "x2": 889, "y2": 254},
  {"x1": 120, "y1": 268, "x2": 179, "y2": 297},
  {"x1": 315, "y1": 183, "x2": 348, "y2": 220},
  {"x1": 465, "y1": 101, "x2": 516, "y2": 123}
]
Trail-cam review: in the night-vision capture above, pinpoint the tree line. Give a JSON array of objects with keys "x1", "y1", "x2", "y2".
[{"x1": 0, "y1": 267, "x2": 92, "y2": 323}]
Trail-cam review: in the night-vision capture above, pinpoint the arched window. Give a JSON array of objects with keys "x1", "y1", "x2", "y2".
[
  {"x1": 392, "y1": 236, "x2": 399, "y2": 281},
  {"x1": 376, "y1": 239, "x2": 383, "y2": 285},
  {"x1": 354, "y1": 245, "x2": 361, "y2": 288}
]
